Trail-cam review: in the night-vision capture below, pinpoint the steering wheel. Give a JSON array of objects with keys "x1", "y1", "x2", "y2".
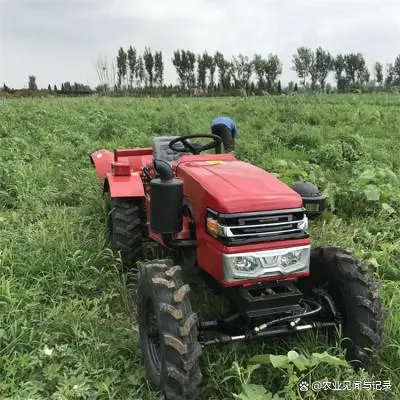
[{"x1": 169, "y1": 134, "x2": 223, "y2": 155}]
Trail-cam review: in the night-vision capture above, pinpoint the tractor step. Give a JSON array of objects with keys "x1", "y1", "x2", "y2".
[{"x1": 228, "y1": 281, "x2": 305, "y2": 320}]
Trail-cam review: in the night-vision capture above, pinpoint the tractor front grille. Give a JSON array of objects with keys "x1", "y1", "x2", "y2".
[{"x1": 212, "y1": 208, "x2": 309, "y2": 246}]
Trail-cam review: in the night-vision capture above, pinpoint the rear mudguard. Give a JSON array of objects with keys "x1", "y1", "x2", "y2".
[
  {"x1": 90, "y1": 149, "x2": 114, "y2": 180},
  {"x1": 104, "y1": 172, "x2": 145, "y2": 198},
  {"x1": 90, "y1": 150, "x2": 145, "y2": 198}
]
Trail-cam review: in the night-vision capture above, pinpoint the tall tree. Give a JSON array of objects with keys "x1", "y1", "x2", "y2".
[
  {"x1": 309, "y1": 51, "x2": 319, "y2": 90},
  {"x1": 127, "y1": 46, "x2": 137, "y2": 89},
  {"x1": 277, "y1": 80, "x2": 282, "y2": 94},
  {"x1": 334, "y1": 54, "x2": 346, "y2": 91},
  {"x1": 230, "y1": 56, "x2": 239, "y2": 88},
  {"x1": 110, "y1": 60, "x2": 118, "y2": 90},
  {"x1": 225, "y1": 61, "x2": 233, "y2": 90},
  {"x1": 185, "y1": 50, "x2": 196, "y2": 89},
  {"x1": 172, "y1": 49, "x2": 195, "y2": 89},
  {"x1": 197, "y1": 54, "x2": 207, "y2": 89},
  {"x1": 253, "y1": 54, "x2": 265, "y2": 89},
  {"x1": 202, "y1": 52, "x2": 215, "y2": 89},
  {"x1": 359, "y1": 65, "x2": 370, "y2": 87},
  {"x1": 28, "y1": 75, "x2": 38, "y2": 90},
  {"x1": 214, "y1": 51, "x2": 229, "y2": 90},
  {"x1": 393, "y1": 54, "x2": 400, "y2": 86},
  {"x1": 143, "y1": 47, "x2": 154, "y2": 87},
  {"x1": 355, "y1": 53, "x2": 369, "y2": 85},
  {"x1": 374, "y1": 62, "x2": 383, "y2": 87},
  {"x1": 116, "y1": 47, "x2": 127, "y2": 89},
  {"x1": 385, "y1": 63, "x2": 394, "y2": 90},
  {"x1": 342, "y1": 53, "x2": 369, "y2": 88},
  {"x1": 154, "y1": 51, "x2": 164, "y2": 87},
  {"x1": 333, "y1": 54, "x2": 345, "y2": 82},
  {"x1": 94, "y1": 56, "x2": 111, "y2": 91},
  {"x1": 172, "y1": 50, "x2": 186, "y2": 88},
  {"x1": 231, "y1": 54, "x2": 253, "y2": 90},
  {"x1": 62, "y1": 81, "x2": 72, "y2": 92},
  {"x1": 292, "y1": 47, "x2": 313, "y2": 87},
  {"x1": 136, "y1": 56, "x2": 145, "y2": 87},
  {"x1": 314, "y1": 47, "x2": 333, "y2": 90},
  {"x1": 343, "y1": 53, "x2": 358, "y2": 85},
  {"x1": 263, "y1": 54, "x2": 282, "y2": 92}
]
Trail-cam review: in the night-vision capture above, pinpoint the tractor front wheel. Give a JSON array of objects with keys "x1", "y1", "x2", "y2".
[
  {"x1": 304, "y1": 246, "x2": 385, "y2": 368},
  {"x1": 106, "y1": 196, "x2": 143, "y2": 267},
  {"x1": 137, "y1": 260, "x2": 202, "y2": 399}
]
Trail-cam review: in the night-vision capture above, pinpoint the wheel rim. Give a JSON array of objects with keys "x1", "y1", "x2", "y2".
[{"x1": 144, "y1": 297, "x2": 161, "y2": 372}]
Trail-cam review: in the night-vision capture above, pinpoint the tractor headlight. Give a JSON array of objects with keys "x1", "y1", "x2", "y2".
[
  {"x1": 205, "y1": 210, "x2": 228, "y2": 239},
  {"x1": 232, "y1": 256, "x2": 261, "y2": 274},
  {"x1": 223, "y1": 245, "x2": 311, "y2": 281},
  {"x1": 206, "y1": 216, "x2": 225, "y2": 238}
]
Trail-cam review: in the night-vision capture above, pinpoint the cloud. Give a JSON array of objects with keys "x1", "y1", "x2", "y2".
[{"x1": 1, "y1": 0, "x2": 399, "y2": 88}]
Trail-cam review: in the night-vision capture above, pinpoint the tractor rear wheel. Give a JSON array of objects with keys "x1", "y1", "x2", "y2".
[
  {"x1": 303, "y1": 246, "x2": 385, "y2": 368},
  {"x1": 106, "y1": 196, "x2": 143, "y2": 267},
  {"x1": 137, "y1": 260, "x2": 202, "y2": 399}
]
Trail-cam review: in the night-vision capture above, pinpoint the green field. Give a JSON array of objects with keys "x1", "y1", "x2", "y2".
[{"x1": 1, "y1": 94, "x2": 400, "y2": 399}]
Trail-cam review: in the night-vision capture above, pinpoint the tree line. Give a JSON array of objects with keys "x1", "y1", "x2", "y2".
[
  {"x1": 2, "y1": 46, "x2": 400, "y2": 97},
  {"x1": 109, "y1": 45, "x2": 400, "y2": 93}
]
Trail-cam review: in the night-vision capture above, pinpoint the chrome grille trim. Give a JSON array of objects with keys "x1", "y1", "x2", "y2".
[{"x1": 208, "y1": 208, "x2": 309, "y2": 246}]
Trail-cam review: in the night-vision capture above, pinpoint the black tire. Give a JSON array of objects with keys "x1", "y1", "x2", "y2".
[
  {"x1": 303, "y1": 246, "x2": 386, "y2": 368},
  {"x1": 106, "y1": 196, "x2": 143, "y2": 267},
  {"x1": 137, "y1": 260, "x2": 202, "y2": 399}
]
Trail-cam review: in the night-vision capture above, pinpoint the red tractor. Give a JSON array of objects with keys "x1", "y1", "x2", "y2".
[{"x1": 91, "y1": 134, "x2": 385, "y2": 399}]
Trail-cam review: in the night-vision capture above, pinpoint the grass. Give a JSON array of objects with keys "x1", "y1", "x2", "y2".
[{"x1": 0, "y1": 94, "x2": 400, "y2": 399}]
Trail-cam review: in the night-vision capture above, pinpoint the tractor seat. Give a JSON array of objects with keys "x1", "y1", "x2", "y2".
[{"x1": 152, "y1": 136, "x2": 191, "y2": 165}]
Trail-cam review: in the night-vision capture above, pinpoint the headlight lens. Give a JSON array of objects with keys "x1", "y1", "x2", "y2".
[
  {"x1": 279, "y1": 249, "x2": 302, "y2": 267},
  {"x1": 232, "y1": 256, "x2": 260, "y2": 273},
  {"x1": 223, "y1": 245, "x2": 311, "y2": 281},
  {"x1": 206, "y1": 216, "x2": 226, "y2": 238}
]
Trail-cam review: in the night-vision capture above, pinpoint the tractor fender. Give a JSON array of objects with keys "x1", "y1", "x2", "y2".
[
  {"x1": 104, "y1": 172, "x2": 145, "y2": 198},
  {"x1": 90, "y1": 149, "x2": 114, "y2": 180}
]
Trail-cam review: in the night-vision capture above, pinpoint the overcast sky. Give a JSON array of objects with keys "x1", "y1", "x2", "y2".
[{"x1": 1, "y1": 0, "x2": 399, "y2": 89}]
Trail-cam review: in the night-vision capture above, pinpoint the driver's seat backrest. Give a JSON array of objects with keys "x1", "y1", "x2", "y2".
[{"x1": 152, "y1": 136, "x2": 191, "y2": 165}]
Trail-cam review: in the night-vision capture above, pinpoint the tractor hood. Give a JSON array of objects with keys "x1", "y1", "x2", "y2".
[{"x1": 176, "y1": 158, "x2": 303, "y2": 213}]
